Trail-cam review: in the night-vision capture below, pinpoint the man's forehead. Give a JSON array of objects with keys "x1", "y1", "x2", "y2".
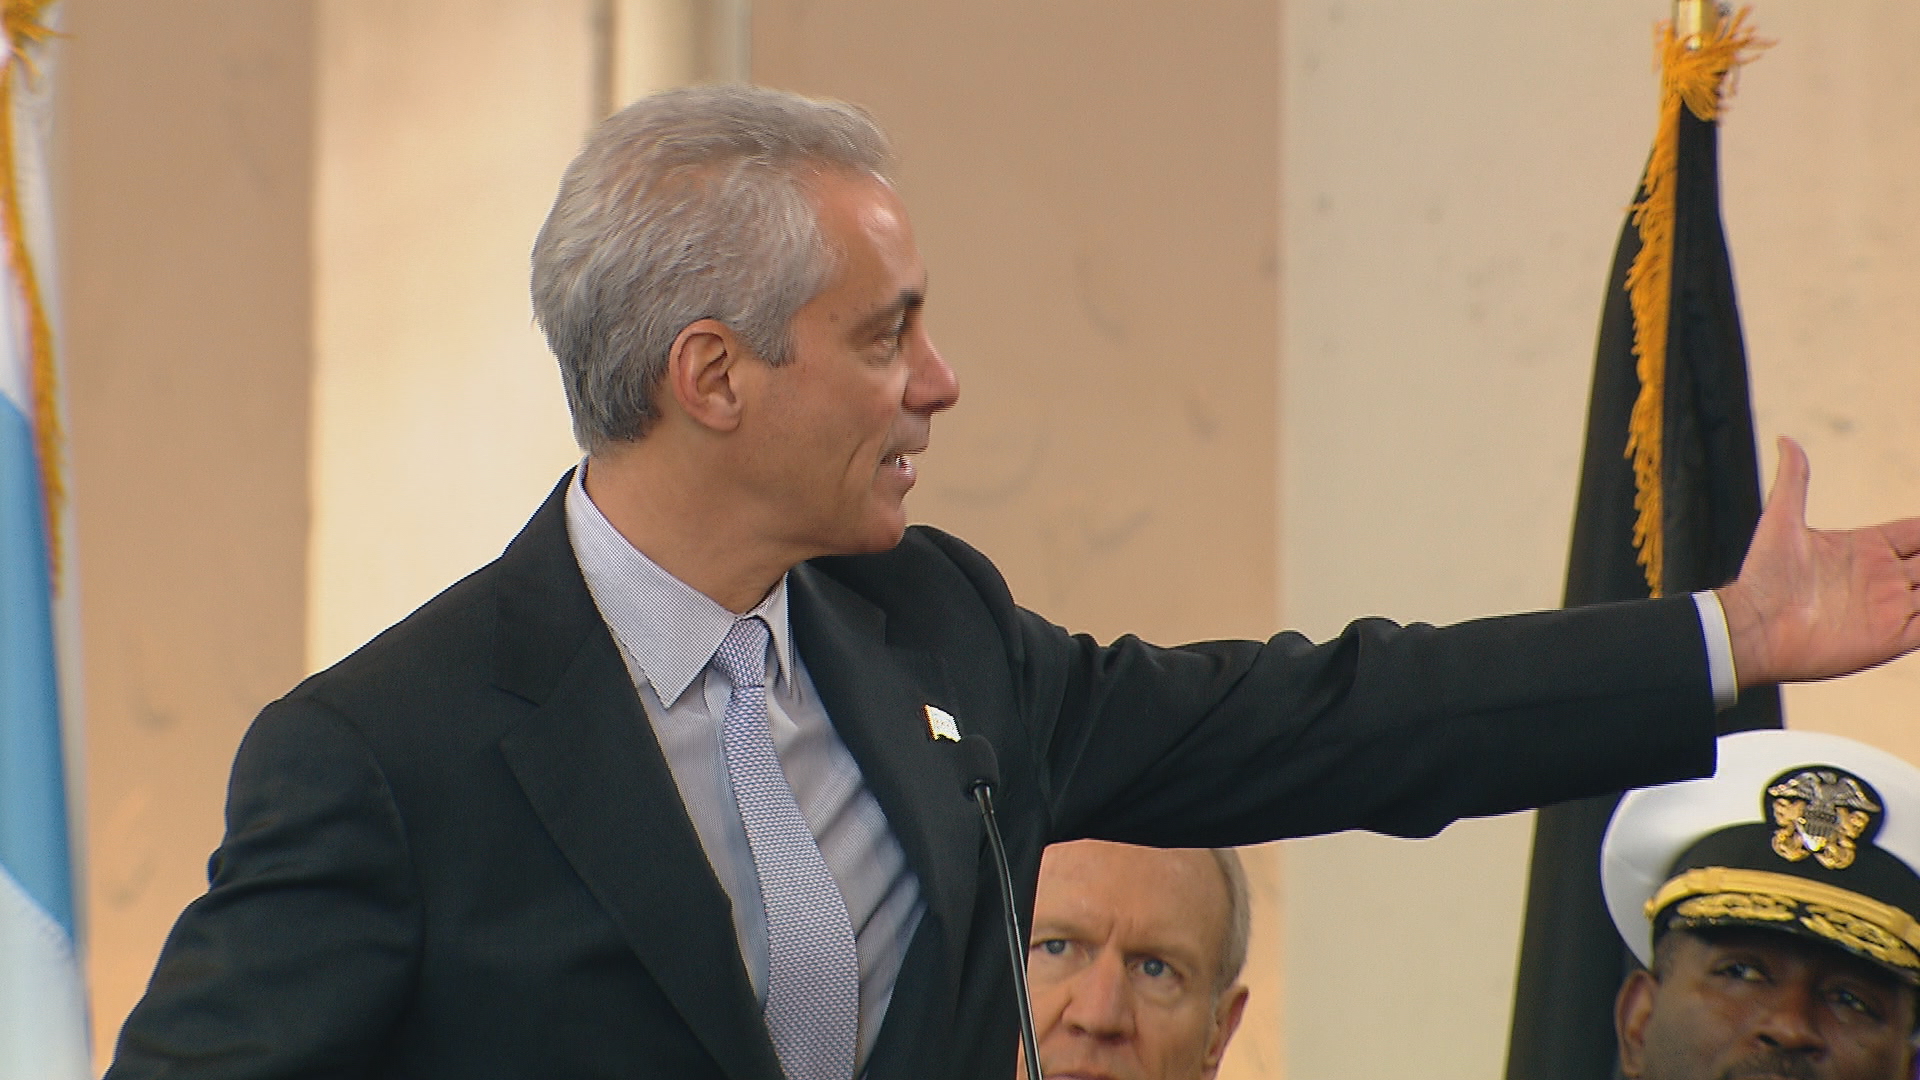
[
  {"x1": 805, "y1": 167, "x2": 906, "y2": 225},
  {"x1": 801, "y1": 171, "x2": 926, "y2": 317},
  {"x1": 849, "y1": 183, "x2": 905, "y2": 235},
  {"x1": 1043, "y1": 839, "x2": 1220, "y2": 883},
  {"x1": 1039, "y1": 844, "x2": 1230, "y2": 934}
]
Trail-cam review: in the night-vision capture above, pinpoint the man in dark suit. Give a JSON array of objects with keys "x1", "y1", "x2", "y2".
[{"x1": 105, "y1": 86, "x2": 1920, "y2": 1080}]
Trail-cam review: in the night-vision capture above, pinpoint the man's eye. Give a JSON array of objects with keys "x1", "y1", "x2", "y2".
[
  {"x1": 1712, "y1": 961, "x2": 1765, "y2": 983},
  {"x1": 1829, "y1": 986, "x2": 1885, "y2": 1021},
  {"x1": 1033, "y1": 939, "x2": 1070, "y2": 957},
  {"x1": 1139, "y1": 957, "x2": 1169, "y2": 979}
]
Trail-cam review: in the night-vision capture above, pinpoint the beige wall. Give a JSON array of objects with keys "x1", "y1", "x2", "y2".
[
  {"x1": 754, "y1": 1, "x2": 1280, "y2": 647},
  {"x1": 1279, "y1": 5, "x2": 1655, "y2": 1076},
  {"x1": 58, "y1": 1, "x2": 315, "y2": 1065},
  {"x1": 1730, "y1": 3, "x2": 1920, "y2": 755},
  {"x1": 752, "y1": 4, "x2": 1283, "y2": 1075}
]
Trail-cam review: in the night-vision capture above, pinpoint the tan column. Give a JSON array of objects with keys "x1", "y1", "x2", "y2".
[
  {"x1": 57, "y1": 1, "x2": 316, "y2": 1064},
  {"x1": 1279, "y1": 3, "x2": 1663, "y2": 1076},
  {"x1": 308, "y1": 0, "x2": 590, "y2": 672}
]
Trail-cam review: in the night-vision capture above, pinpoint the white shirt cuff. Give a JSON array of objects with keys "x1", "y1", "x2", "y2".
[{"x1": 1693, "y1": 589, "x2": 1738, "y2": 711}]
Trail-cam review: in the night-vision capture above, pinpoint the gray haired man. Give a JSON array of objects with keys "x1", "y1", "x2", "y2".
[{"x1": 107, "y1": 84, "x2": 1920, "y2": 1080}]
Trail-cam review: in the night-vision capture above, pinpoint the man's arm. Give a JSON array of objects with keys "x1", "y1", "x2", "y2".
[
  {"x1": 1716, "y1": 436, "x2": 1920, "y2": 687},
  {"x1": 106, "y1": 700, "x2": 420, "y2": 1079}
]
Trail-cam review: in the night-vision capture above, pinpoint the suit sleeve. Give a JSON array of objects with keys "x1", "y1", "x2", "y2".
[
  {"x1": 1027, "y1": 597, "x2": 1719, "y2": 847},
  {"x1": 906, "y1": 529, "x2": 1717, "y2": 847},
  {"x1": 106, "y1": 699, "x2": 421, "y2": 1079}
]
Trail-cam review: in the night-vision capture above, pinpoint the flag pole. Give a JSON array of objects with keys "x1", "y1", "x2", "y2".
[
  {"x1": 1674, "y1": 0, "x2": 1720, "y2": 48},
  {"x1": 1502, "y1": 7, "x2": 1776, "y2": 1077}
]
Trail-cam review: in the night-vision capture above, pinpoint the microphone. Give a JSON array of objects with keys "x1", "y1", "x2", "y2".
[
  {"x1": 958, "y1": 736, "x2": 1044, "y2": 1080},
  {"x1": 956, "y1": 733, "x2": 1000, "y2": 799}
]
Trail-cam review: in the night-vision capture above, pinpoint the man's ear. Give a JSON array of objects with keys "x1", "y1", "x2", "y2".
[
  {"x1": 1615, "y1": 969, "x2": 1659, "y2": 1079},
  {"x1": 665, "y1": 318, "x2": 750, "y2": 433},
  {"x1": 1905, "y1": 989, "x2": 1920, "y2": 1080},
  {"x1": 1199, "y1": 984, "x2": 1250, "y2": 1080}
]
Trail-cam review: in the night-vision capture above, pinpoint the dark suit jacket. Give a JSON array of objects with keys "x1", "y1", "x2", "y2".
[{"x1": 107, "y1": 474, "x2": 1718, "y2": 1079}]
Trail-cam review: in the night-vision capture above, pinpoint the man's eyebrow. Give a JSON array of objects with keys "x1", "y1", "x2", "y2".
[
  {"x1": 1027, "y1": 915, "x2": 1088, "y2": 939},
  {"x1": 1122, "y1": 932, "x2": 1202, "y2": 959},
  {"x1": 852, "y1": 287, "x2": 925, "y2": 337}
]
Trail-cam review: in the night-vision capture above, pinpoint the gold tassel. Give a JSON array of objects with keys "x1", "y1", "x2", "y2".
[
  {"x1": 0, "y1": 0, "x2": 62, "y2": 582},
  {"x1": 1623, "y1": 8, "x2": 1766, "y2": 596}
]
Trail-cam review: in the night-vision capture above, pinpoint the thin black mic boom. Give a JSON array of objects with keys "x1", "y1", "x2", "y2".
[{"x1": 957, "y1": 735, "x2": 1044, "y2": 1080}]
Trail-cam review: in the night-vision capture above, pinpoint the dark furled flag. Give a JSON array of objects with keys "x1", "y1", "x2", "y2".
[{"x1": 1504, "y1": 9, "x2": 1776, "y2": 1080}]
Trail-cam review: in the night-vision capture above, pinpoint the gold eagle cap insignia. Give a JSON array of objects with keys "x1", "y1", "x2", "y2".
[
  {"x1": 1767, "y1": 768, "x2": 1881, "y2": 871},
  {"x1": 924, "y1": 704, "x2": 961, "y2": 743}
]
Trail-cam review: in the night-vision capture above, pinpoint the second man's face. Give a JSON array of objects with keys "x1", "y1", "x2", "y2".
[
  {"x1": 1616, "y1": 928, "x2": 1917, "y2": 1080},
  {"x1": 1022, "y1": 840, "x2": 1248, "y2": 1080}
]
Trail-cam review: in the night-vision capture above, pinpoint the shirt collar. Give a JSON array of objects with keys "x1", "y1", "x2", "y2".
[{"x1": 564, "y1": 462, "x2": 797, "y2": 707}]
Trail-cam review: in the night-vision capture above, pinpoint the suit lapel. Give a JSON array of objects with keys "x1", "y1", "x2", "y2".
[
  {"x1": 491, "y1": 477, "x2": 781, "y2": 1080},
  {"x1": 787, "y1": 563, "x2": 984, "y2": 989}
]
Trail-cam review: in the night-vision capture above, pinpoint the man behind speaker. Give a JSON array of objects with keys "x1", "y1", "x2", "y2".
[
  {"x1": 1021, "y1": 841, "x2": 1252, "y2": 1080},
  {"x1": 1604, "y1": 731, "x2": 1920, "y2": 1080}
]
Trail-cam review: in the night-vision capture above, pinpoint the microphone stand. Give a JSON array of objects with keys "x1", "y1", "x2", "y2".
[{"x1": 968, "y1": 776, "x2": 1045, "y2": 1080}]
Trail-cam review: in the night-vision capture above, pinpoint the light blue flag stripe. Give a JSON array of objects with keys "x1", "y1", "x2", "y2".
[{"x1": 0, "y1": 391, "x2": 71, "y2": 940}]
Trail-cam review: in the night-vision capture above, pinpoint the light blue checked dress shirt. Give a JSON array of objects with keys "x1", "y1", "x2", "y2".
[{"x1": 566, "y1": 466, "x2": 925, "y2": 1071}]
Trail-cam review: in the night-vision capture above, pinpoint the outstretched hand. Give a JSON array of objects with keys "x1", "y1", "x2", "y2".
[{"x1": 1716, "y1": 437, "x2": 1920, "y2": 688}]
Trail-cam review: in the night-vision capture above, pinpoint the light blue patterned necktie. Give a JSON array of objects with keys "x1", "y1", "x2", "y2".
[{"x1": 712, "y1": 616, "x2": 860, "y2": 1080}]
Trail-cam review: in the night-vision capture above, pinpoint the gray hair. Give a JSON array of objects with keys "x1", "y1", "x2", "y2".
[
  {"x1": 1211, "y1": 848, "x2": 1252, "y2": 995},
  {"x1": 530, "y1": 85, "x2": 893, "y2": 450}
]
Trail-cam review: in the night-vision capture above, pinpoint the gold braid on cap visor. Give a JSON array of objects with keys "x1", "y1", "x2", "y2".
[{"x1": 1647, "y1": 867, "x2": 1920, "y2": 972}]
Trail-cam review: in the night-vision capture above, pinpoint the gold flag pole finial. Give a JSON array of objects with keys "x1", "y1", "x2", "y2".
[{"x1": 1674, "y1": 0, "x2": 1721, "y2": 49}]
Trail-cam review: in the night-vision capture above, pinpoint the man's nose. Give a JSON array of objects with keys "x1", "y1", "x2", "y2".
[
  {"x1": 1060, "y1": 953, "x2": 1135, "y2": 1040},
  {"x1": 1752, "y1": 982, "x2": 1827, "y2": 1055},
  {"x1": 905, "y1": 330, "x2": 959, "y2": 414}
]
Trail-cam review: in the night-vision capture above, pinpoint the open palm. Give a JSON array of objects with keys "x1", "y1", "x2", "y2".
[{"x1": 1718, "y1": 437, "x2": 1920, "y2": 688}]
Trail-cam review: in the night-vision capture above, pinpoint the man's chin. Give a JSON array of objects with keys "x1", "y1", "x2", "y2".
[
  {"x1": 854, "y1": 526, "x2": 910, "y2": 554},
  {"x1": 853, "y1": 509, "x2": 911, "y2": 552},
  {"x1": 819, "y1": 518, "x2": 909, "y2": 558}
]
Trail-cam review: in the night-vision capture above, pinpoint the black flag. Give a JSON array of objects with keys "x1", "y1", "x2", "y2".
[{"x1": 1504, "y1": 13, "x2": 1777, "y2": 1080}]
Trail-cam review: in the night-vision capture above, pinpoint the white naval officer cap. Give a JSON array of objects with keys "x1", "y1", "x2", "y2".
[{"x1": 1602, "y1": 729, "x2": 1920, "y2": 983}]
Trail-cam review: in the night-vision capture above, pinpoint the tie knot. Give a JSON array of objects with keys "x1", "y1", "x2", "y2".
[{"x1": 713, "y1": 616, "x2": 771, "y2": 689}]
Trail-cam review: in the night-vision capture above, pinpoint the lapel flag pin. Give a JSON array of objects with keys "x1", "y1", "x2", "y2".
[{"x1": 925, "y1": 704, "x2": 961, "y2": 742}]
